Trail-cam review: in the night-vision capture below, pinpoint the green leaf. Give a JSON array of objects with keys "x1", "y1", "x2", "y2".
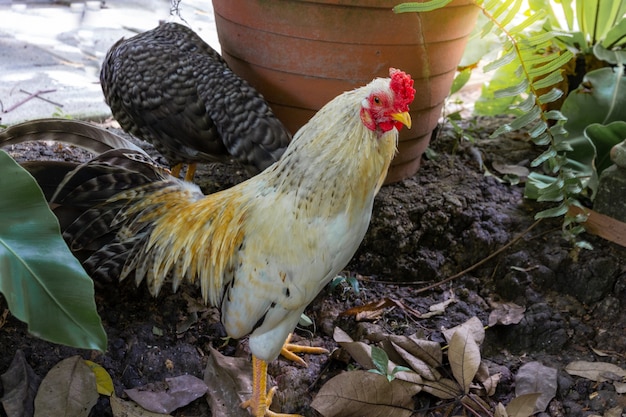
[
  {"x1": 584, "y1": 121, "x2": 626, "y2": 174},
  {"x1": 531, "y1": 70, "x2": 564, "y2": 89},
  {"x1": 508, "y1": 8, "x2": 547, "y2": 34},
  {"x1": 538, "y1": 88, "x2": 564, "y2": 105},
  {"x1": 450, "y1": 68, "x2": 472, "y2": 95},
  {"x1": 535, "y1": 202, "x2": 570, "y2": 218},
  {"x1": 561, "y1": 67, "x2": 626, "y2": 137},
  {"x1": 528, "y1": 50, "x2": 574, "y2": 80},
  {"x1": 524, "y1": 172, "x2": 557, "y2": 199},
  {"x1": 484, "y1": 49, "x2": 518, "y2": 73},
  {"x1": 531, "y1": 147, "x2": 558, "y2": 167},
  {"x1": 602, "y1": 17, "x2": 626, "y2": 48},
  {"x1": 392, "y1": 0, "x2": 453, "y2": 13},
  {"x1": 0, "y1": 150, "x2": 106, "y2": 351},
  {"x1": 370, "y1": 346, "x2": 390, "y2": 376},
  {"x1": 493, "y1": 78, "x2": 530, "y2": 98}
]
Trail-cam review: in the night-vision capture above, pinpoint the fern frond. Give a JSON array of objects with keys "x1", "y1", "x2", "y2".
[
  {"x1": 493, "y1": 79, "x2": 529, "y2": 98},
  {"x1": 538, "y1": 88, "x2": 564, "y2": 105},
  {"x1": 483, "y1": 49, "x2": 518, "y2": 72},
  {"x1": 528, "y1": 51, "x2": 574, "y2": 80},
  {"x1": 532, "y1": 71, "x2": 565, "y2": 89},
  {"x1": 508, "y1": 9, "x2": 547, "y2": 33}
]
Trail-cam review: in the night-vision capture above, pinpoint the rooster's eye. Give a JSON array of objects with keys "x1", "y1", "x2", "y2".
[{"x1": 373, "y1": 96, "x2": 381, "y2": 104}]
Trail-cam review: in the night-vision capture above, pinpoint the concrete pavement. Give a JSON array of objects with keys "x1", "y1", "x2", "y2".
[{"x1": 0, "y1": 0, "x2": 221, "y2": 126}]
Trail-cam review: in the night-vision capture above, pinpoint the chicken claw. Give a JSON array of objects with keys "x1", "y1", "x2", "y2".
[
  {"x1": 279, "y1": 333, "x2": 329, "y2": 367},
  {"x1": 241, "y1": 356, "x2": 304, "y2": 417}
]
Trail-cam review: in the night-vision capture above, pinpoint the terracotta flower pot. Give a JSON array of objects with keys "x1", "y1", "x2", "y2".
[{"x1": 212, "y1": 0, "x2": 479, "y2": 183}]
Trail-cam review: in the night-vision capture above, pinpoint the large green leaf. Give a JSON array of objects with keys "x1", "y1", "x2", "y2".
[
  {"x1": 585, "y1": 121, "x2": 626, "y2": 174},
  {"x1": 0, "y1": 150, "x2": 107, "y2": 351}
]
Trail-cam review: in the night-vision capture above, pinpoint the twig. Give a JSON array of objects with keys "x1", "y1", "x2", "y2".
[
  {"x1": 19, "y1": 89, "x2": 63, "y2": 108},
  {"x1": 3, "y1": 89, "x2": 58, "y2": 113},
  {"x1": 413, "y1": 218, "x2": 543, "y2": 294}
]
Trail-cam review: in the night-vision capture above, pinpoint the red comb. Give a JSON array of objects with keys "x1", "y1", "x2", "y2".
[{"x1": 389, "y1": 68, "x2": 415, "y2": 111}]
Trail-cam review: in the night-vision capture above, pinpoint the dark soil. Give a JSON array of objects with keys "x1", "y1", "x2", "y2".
[{"x1": 2, "y1": 117, "x2": 626, "y2": 417}]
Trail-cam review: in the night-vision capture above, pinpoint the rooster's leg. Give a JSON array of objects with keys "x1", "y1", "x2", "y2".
[
  {"x1": 170, "y1": 163, "x2": 182, "y2": 178},
  {"x1": 241, "y1": 355, "x2": 303, "y2": 417},
  {"x1": 280, "y1": 333, "x2": 329, "y2": 367},
  {"x1": 183, "y1": 163, "x2": 197, "y2": 182}
]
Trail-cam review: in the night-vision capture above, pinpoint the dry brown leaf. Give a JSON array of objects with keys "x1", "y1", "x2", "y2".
[
  {"x1": 448, "y1": 326, "x2": 481, "y2": 394},
  {"x1": 340, "y1": 298, "x2": 421, "y2": 322},
  {"x1": 34, "y1": 355, "x2": 98, "y2": 417},
  {"x1": 613, "y1": 382, "x2": 626, "y2": 394},
  {"x1": 515, "y1": 362, "x2": 557, "y2": 413},
  {"x1": 333, "y1": 328, "x2": 422, "y2": 384},
  {"x1": 473, "y1": 362, "x2": 501, "y2": 396},
  {"x1": 565, "y1": 360, "x2": 626, "y2": 382},
  {"x1": 494, "y1": 402, "x2": 509, "y2": 417},
  {"x1": 0, "y1": 350, "x2": 41, "y2": 417},
  {"x1": 568, "y1": 205, "x2": 626, "y2": 247},
  {"x1": 421, "y1": 378, "x2": 461, "y2": 400},
  {"x1": 419, "y1": 296, "x2": 457, "y2": 319},
  {"x1": 442, "y1": 316, "x2": 485, "y2": 346},
  {"x1": 387, "y1": 334, "x2": 443, "y2": 369},
  {"x1": 124, "y1": 375, "x2": 208, "y2": 414},
  {"x1": 311, "y1": 370, "x2": 420, "y2": 417},
  {"x1": 604, "y1": 406, "x2": 624, "y2": 417},
  {"x1": 491, "y1": 161, "x2": 530, "y2": 178},
  {"x1": 505, "y1": 393, "x2": 541, "y2": 417},
  {"x1": 488, "y1": 302, "x2": 526, "y2": 327},
  {"x1": 333, "y1": 327, "x2": 375, "y2": 370},
  {"x1": 110, "y1": 393, "x2": 172, "y2": 417},
  {"x1": 390, "y1": 341, "x2": 439, "y2": 381},
  {"x1": 203, "y1": 347, "x2": 251, "y2": 417}
]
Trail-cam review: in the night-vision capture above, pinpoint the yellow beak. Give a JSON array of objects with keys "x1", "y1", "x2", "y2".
[{"x1": 391, "y1": 111, "x2": 412, "y2": 129}]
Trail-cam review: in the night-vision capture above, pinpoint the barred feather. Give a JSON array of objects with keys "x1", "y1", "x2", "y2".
[{"x1": 100, "y1": 22, "x2": 291, "y2": 175}]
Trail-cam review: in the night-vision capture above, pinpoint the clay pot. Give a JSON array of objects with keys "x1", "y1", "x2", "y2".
[{"x1": 212, "y1": 0, "x2": 479, "y2": 183}]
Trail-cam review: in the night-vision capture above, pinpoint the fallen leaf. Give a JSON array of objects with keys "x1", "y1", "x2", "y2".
[
  {"x1": 125, "y1": 375, "x2": 208, "y2": 414},
  {"x1": 568, "y1": 205, "x2": 626, "y2": 248},
  {"x1": 442, "y1": 316, "x2": 485, "y2": 345},
  {"x1": 333, "y1": 328, "x2": 421, "y2": 384},
  {"x1": 84, "y1": 360, "x2": 114, "y2": 396},
  {"x1": 474, "y1": 362, "x2": 501, "y2": 396},
  {"x1": 515, "y1": 362, "x2": 557, "y2": 413},
  {"x1": 333, "y1": 327, "x2": 375, "y2": 370},
  {"x1": 492, "y1": 161, "x2": 529, "y2": 178},
  {"x1": 0, "y1": 350, "x2": 41, "y2": 417},
  {"x1": 604, "y1": 406, "x2": 624, "y2": 417},
  {"x1": 34, "y1": 355, "x2": 98, "y2": 417},
  {"x1": 565, "y1": 361, "x2": 626, "y2": 382},
  {"x1": 488, "y1": 302, "x2": 526, "y2": 326},
  {"x1": 494, "y1": 402, "x2": 509, "y2": 417},
  {"x1": 505, "y1": 393, "x2": 541, "y2": 417},
  {"x1": 448, "y1": 326, "x2": 481, "y2": 394},
  {"x1": 614, "y1": 382, "x2": 626, "y2": 394},
  {"x1": 110, "y1": 393, "x2": 172, "y2": 417},
  {"x1": 387, "y1": 334, "x2": 443, "y2": 369},
  {"x1": 390, "y1": 341, "x2": 439, "y2": 381},
  {"x1": 311, "y1": 370, "x2": 420, "y2": 417},
  {"x1": 419, "y1": 296, "x2": 457, "y2": 319},
  {"x1": 421, "y1": 378, "x2": 461, "y2": 400},
  {"x1": 203, "y1": 347, "x2": 251, "y2": 417},
  {"x1": 340, "y1": 298, "x2": 421, "y2": 321}
]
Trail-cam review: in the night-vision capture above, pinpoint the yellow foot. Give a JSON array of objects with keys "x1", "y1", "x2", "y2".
[
  {"x1": 280, "y1": 333, "x2": 329, "y2": 367},
  {"x1": 170, "y1": 163, "x2": 182, "y2": 178},
  {"x1": 241, "y1": 356, "x2": 303, "y2": 417},
  {"x1": 169, "y1": 163, "x2": 197, "y2": 182},
  {"x1": 183, "y1": 162, "x2": 197, "y2": 182}
]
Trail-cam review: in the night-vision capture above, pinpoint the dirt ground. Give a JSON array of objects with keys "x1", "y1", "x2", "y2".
[{"x1": 1, "y1": 116, "x2": 626, "y2": 417}]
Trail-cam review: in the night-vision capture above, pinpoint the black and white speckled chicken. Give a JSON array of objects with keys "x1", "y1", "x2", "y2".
[{"x1": 100, "y1": 22, "x2": 291, "y2": 181}]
